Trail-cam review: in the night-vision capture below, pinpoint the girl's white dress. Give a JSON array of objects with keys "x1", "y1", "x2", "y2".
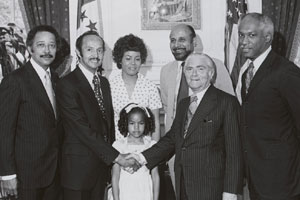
[{"x1": 112, "y1": 136, "x2": 156, "y2": 200}]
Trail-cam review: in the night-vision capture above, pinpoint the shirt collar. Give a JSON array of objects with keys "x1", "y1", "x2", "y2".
[
  {"x1": 250, "y1": 46, "x2": 272, "y2": 73},
  {"x1": 193, "y1": 84, "x2": 210, "y2": 105},
  {"x1": 78, "y1": 63, "x2": 97, "y2": 88},
  {"x1": 30, "y1": 58, "x2": 50, "y2": 81}
]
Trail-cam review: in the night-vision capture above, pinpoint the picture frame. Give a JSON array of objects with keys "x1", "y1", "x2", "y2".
[{"x1": 141, "y1": 0, "x2": 201, "y2": 30}]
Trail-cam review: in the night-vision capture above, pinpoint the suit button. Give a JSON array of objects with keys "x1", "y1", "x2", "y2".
[{"x1": 182, "y1": 147, "x2": 186, "y2": 151}]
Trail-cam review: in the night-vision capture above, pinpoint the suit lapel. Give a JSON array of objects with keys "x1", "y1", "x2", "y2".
[
  {"x1": 74, "y1": 67, "x2": 106, "y2": 121},
  {"x1": 245, "y1": 51, "x2": 276, "y2": 100},
  {"x1": 169, "y1": 61, "x2": 179, "y2": 112},
  {"x1": 184, "y1": 86, "x2": 217, "y2": 139},
  {"x1": 99, "y1": 76, "x2": 112, "y2": 124},
  {"x1": 25, "y1": 62, "x2": 56, "y2": 118}
]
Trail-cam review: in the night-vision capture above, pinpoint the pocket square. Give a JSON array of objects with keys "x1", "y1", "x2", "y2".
[{"x1": 203, "y1": 119, "x2": 213, "y2": 123}]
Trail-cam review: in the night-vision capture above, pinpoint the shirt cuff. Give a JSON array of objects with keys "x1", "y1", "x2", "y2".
[
  {"x1": 222, "y1": 192, "x2": 237, "y2": 200},
  {"x1": 137, "y1": 153, "x2": 147, "y2": 165},
  {"x1": 1, "y1": 174, "x2": 17, "y2": 180}
]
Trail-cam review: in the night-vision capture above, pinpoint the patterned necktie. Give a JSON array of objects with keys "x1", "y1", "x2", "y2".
[
  {"x1": 44, "y1": 71, "x2": 57, "y2": 118},
  {"x1": 92, "y1": 75, "x2": 106, "y2": 119},
  {"x1": 177, "y1": 62, "x2": 188, "y2": 106},
  {"x1": 184, "y1": 95, "x2": 198, "y2": 138},
  {"x1": 243, "y1": 62, "x2": 255, "y2": 94}
]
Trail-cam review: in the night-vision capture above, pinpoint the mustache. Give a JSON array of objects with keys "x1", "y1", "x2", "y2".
[
  {"x1": 173, "y1": 47, "x2": 186, "y2": 51},
  {"x1": 40, "y1": 54, "x2": 54, "y2": 58},
  {"x1": 89, "y1": 57, "x2": 100, "y2": 61}
]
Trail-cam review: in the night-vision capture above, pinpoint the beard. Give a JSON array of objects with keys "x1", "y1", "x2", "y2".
[{"x1": 172, "y1": 49, "x2": 193, "y2": 61}]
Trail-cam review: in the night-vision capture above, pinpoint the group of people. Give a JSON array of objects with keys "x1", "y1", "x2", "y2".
[{"x1": 0, "y1": 12, "x2": 299, "y2": 200}]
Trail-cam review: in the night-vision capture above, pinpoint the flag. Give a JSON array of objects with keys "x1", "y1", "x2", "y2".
[
  {"x1": 77, "y1": 0, "x2": 103, "y2": 37},
  {"x1": 224, "y1": 0, "x2": 248, "y2": 89}
]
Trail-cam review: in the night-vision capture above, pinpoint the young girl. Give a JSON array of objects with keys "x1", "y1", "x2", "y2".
[{"x1": 111, "y1": 103, "x2": 160, "y2": 200}]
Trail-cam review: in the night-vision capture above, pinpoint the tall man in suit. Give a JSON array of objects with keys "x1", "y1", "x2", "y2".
[
  {"x1": 57, "y1": 31, "x2": 140, "y2": 200},
  {"x1": 238, "y1": 13, "x2": 300, "y2": 200},
  {"x1": 132, "y1": 52, "x2": 243, "y2": 200},
  {"x1": 0, "y1": 25, "x2": 62, "y2": 200},
  {"x1": 160, "y1": 24, "x2": 235, "y2": 190}
]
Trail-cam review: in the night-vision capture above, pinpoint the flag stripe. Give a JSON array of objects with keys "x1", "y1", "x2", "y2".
[{"x1": 225, "y1": 0, "x2": 248, "y2": 89}]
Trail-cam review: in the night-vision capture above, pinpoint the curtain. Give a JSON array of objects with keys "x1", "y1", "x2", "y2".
[
  {"x1": 21, "y1": 0, "x2": 70, "y2": 43},
  {"x1": 262, "y1": 0, "x2": 300, "y2": 58},
  {"x1": 289, "y1": 13, "x2": 300, "y2": 67}
]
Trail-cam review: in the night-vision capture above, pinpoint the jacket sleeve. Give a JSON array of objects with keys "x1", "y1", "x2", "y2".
[
  {"x1": 57, "y1": 79, "x2": 119, "y2": 165},
  {"x1": 0, "y1": 75, "x2": 20, "y2": 175},
  {"x1": 223, "y1": 96, "x2": 243, "y2": 194}
]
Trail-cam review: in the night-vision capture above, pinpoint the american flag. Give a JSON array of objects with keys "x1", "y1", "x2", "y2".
[
  {"x1": 225, "y1": 0, "x2": 248, "y2": 89},
  {"x1": 77, "y1": 0, "x2": 103, "y2": 36}
]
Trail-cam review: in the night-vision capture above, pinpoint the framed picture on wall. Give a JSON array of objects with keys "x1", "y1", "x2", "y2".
[{"x1": 141, "y1": 0, "x2": 201, "y2": 30}]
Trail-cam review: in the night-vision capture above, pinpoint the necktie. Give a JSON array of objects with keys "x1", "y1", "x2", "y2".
[
  {"x1": 184, "y1": 95, "x2": 198, "y2": 137},
  {"x1": 44, "y1": 71, "x2": 57, "y2": 118},
  {"x1": 177, "y1": 62, "x2": 188, "y2": 106},
  {"x1": 92, "y1": 75, "x2": 106, "y2": 119},
  {"x1": 243, "y1": 62, "x2": 255, "y2": 94}
]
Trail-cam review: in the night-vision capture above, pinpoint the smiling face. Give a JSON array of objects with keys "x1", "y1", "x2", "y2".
[
  {"x1": 121, "y1": 51, "x2": 141, "y2": 77},
  {"x1": 169, "y1": 25, "x2": 195, "y2": 61},
  {"x1": 184, "y1": 54, "x2": 214, "y2": 93},
  {"x1": 238, "y1": 15, "x2": 271, "y2": 60},
  {"x1": 28, "y1": 31, "x2": 57, "y2": 70},
  {"x1": 77, "y1": 34, "x2": 104, "y2": 74},
  {"x1": 127, "y1": 111, "x2": 145, "y2": 139}
]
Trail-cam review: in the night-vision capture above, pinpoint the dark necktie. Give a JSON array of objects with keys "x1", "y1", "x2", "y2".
[
  {"x1": 184, "y1": 95, "x2": 198, "y2": 138},
  {"x1": 92, "y1": 75, "x2": 106, "y2": 120},
  {"x1": 177, "y1": 62, "x2": 188, "y2": 106},
  {"x1": 244, "y1": 62, "x2": 254, "y2": 94},
  {"x1": 242, "y1": 62, "x2": 254, "y2": 101}
]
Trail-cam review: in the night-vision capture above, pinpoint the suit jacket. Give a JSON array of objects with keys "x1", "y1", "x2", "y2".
[
  {"x1": 57, "y1": 67, "x2": 119, "y2": 190},
  {"x1": 0, "y1": 61, "x2": 62, "y2": 189},
  {"x1": 160, "y1": 60, "x2": 235, "y2": 134},
  {"x1": 241, "y1": 50, "x2": 300, "y2": 199},
  {"x1": 143, "y1": 85, "x2": 243, "y2": 200}
]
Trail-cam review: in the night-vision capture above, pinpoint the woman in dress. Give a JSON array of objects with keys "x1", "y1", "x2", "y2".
[{"x1": 110, "y1": 34, "x2": 162, "y2": 141}]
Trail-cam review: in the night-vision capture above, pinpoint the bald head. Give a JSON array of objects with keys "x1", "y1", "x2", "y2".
[{"x1": 169, "y1": 24, "x2": 196, "y2": 61}]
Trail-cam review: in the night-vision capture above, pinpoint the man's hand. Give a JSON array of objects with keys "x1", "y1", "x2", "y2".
[
  {"x1": 222, "y1": 192, "x2": 237, "y2": 200},
  {"x1": 115, "y1": 154, "x2": 141, "y2": 173},
  {"x1": 0, "y1": 178, "x2": 18, "y2": 198}
]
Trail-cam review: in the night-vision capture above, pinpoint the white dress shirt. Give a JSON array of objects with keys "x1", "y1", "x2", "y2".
[{"x1": 235, "y1": 46, "x2": 272, "y2": 104}]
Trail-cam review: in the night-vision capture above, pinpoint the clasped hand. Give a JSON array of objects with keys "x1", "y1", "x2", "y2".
[{"x1": 116, "y1": 153, "x2": 143, "y2": 174}]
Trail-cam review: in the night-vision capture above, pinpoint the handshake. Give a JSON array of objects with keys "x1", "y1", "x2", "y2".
[{"x1": 115, "y1": 153, "x2": 146, "y2": 173}]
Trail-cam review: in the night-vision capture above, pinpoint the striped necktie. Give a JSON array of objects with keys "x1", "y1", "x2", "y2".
[
  {"x1": 243, "y1": 62, "x2": 254, "y2": 94},
  {"x1": 184, "y1": 95, "x2": 198, "y2": 138}
]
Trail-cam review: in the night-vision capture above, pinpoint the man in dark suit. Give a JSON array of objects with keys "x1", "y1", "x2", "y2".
[
  {"x1": 57, "y1": 31, "x2": 140, "y2": 200},
  {"x1": 0, "y1": 25, "x2": 62, "y2": 200},
  {"x1": 238, "y1": 13, "x2": 300, "y2": 200},
  {"x1": 130, "y1": 52, "x2": 243, "y2": 200}
]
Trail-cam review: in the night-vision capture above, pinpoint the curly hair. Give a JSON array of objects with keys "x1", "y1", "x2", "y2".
[
  {"x1": 112, "y1": 34, "x2": 147, "y2": 69},
  {"x1": 118, "y1": 103, "x2": 155, "y2": 137}
]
